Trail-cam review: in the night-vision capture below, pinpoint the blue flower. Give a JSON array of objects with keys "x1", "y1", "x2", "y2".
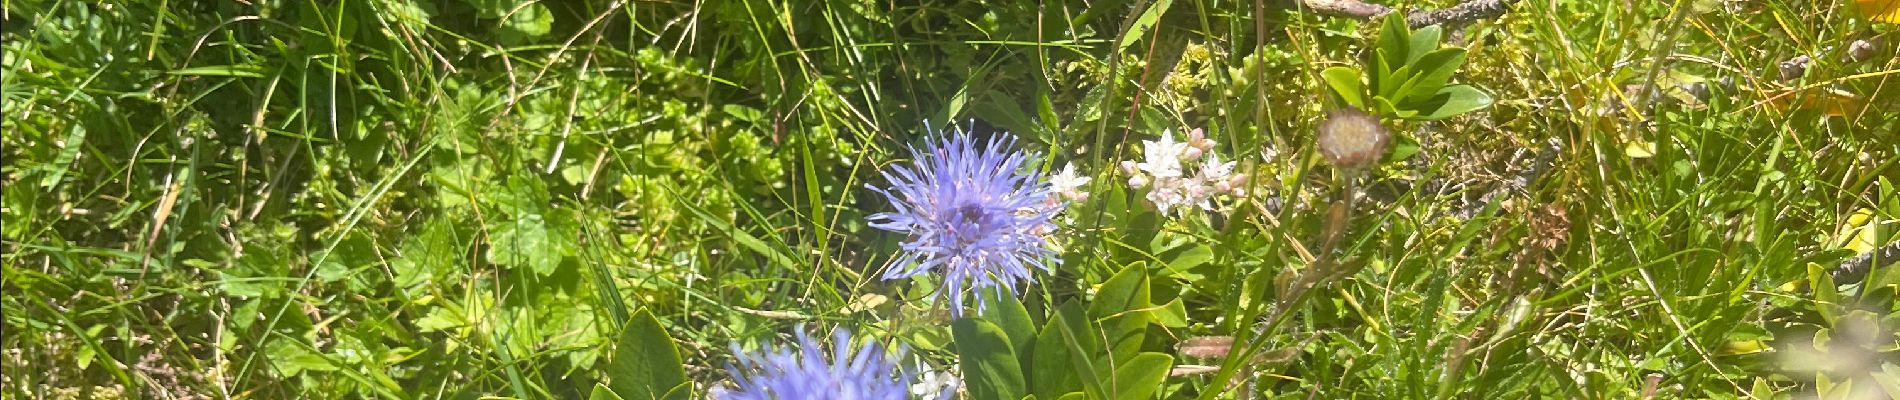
[
  {"x1": 868, "y1": 123, "x2": 1061, "y2": 317},
  {"x1": 721, "y1": 330, "x2": 911, "y2": 400}
]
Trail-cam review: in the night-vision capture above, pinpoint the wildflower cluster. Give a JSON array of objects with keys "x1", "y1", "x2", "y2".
[
  {"x1": 866, "y1": 124, "x2": 1063, "y2": 317},
  {"x1": 1120, "y1": 128, "x2": 1247, "y2": 216}
]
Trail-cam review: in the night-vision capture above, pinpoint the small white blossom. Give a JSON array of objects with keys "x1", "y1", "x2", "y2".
[
  {"x1": 1138, "y1": 129, "x2": 1188, "y2": 179},
  {"x1": 1146, "y1": 180, "x2": 1187, "y2": 216},
  {"x1": 1198, "y1": 152, "x2": 1235, "y2": 183},
  {"x1": 911, "y1": 368, "x2": 962, "y2": 399},
  {"x1": 1048, "y1": 163, "x2": 1092, "y2": 202}
]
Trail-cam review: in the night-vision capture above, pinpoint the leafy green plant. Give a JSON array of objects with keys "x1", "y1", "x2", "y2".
[
  {"x1": 1322, "y1": 15, "x2": 1494, "y2": 120},
  {"x1": 954, "y1": 263, "x2": 1177, "y2": 400}
]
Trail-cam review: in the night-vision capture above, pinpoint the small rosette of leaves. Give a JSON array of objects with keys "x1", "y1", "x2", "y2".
[{"x1": 1322, "y1": 16, "x2": 1494, "y2": 121}]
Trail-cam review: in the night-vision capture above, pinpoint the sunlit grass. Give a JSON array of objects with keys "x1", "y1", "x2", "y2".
[{"x1": 2, "y1": 0, "x2": 1896, "y2": 399}]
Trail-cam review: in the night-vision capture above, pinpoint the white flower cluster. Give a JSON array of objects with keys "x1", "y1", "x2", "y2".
[{"x1": 1121, "y1": 128, "x2": 1246, "y2": 217}]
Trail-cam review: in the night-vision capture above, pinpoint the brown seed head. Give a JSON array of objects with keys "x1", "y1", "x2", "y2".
[{"x1": 1316, "y1": 108, "x2": 1390, "y2": 171}]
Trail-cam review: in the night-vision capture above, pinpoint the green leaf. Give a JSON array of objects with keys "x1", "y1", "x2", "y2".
[
  {"x1": 168, "y1": 64, "x2": 266, "y2": 78},
  {"x1": 1033, "y1": 302, "x2": 1094, "y2": 399},
  {"x1": 1089, "y1": 263, "x2": 1152, "y2": 367},
  {"x1": 465, "y1": 0, "x2": 515, "y2": 19},
  {"x1": 393, "y1": 218, "x2": 468, "y2": 293},
  {"x1": 222, "y1": 235, "x2": 290, "y2": 298},
  {"x1": 1321, "y1": 66, "x2": 1366, "y2": 108},
  {"x1": 977, "y1": 91, "x2": 1039, "y2": 144},
  {"x1": 266, "y1": 339, "x2": 340, "y2": 377},
  {"x1": 1874, "y1": 364, "x2": 1900, "y2": 398},
  {"x1": 603, "y1": 309, "x2": 690, "y2": 400},
  {"x1": 1376, "y1": 15, "x2": 1412, "y2": 73},
  {"x1": 1038, "y1": 91, "x2": 1062, "y2": 138},
  {"x1": 1385, "y1": 132, "x2": 1422, "y2": 163},
  {"x1": 485, "y1": 212, "x2": 573, "y2": 276},
  {"x1": 1107, "y1": 353, "x2": 1173, "y2": 400},
  {"x1": 1151, "y1": 298, "x2": 1189, "y2": 328},
  {"x1": 1808, "y1": 263, "x2": 1843, "y2": 324},
  {"x1": 1407, "y1": 25, "x2": 1444, "y2": 65},
  {"x1": 1118, "y1": 0, "x2": 1176, "y2": 52},
  {"x1": 1398, "y1": 48, "x2": 1468, "y2": 106},
  {"x1": 1376, "y1": 64, "x2": 1413, "y2": 101},
  {"x1": 955, "y1": 318, "x2": 1028, "y2": 400},
  {"x1": 590, "y1": 384, "x2": 627, "y2": 400},
  {"x1": 980, "y1": 289, "x2": 1037, "y2": 363},
  {"x1": 498, "y1": 3, "x2": 553, "y2": 44},
  {"x1": 1412, "y1": 84, "x2": 1493, "y2": 120},
  {"x1": 1372, "y1": 96, "x2": 1415, "y2": 119}
]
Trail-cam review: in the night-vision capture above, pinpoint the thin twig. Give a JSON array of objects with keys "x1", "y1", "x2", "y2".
[{"x1": 1835, "y1": 240, "x2": 1900, "y2": 284}]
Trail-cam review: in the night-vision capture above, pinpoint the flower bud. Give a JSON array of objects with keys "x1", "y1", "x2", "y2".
[
  {"x1": 1120, "y1": 160, "x2": 1139, "y2": 175},
  {"x1": 1128, "y1": 175, "x2": 1149, "y2": 188},
  {"x1": 1181, "y1": 147, "x2": 1203, "y2": 161},
  {"x1": 1315, "y1": 108, "x2": 1390, "y2": 171}
]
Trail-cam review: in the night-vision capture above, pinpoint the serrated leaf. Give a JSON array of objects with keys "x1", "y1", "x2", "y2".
[
  {"x1": 267, "y1": 340, "x2": 340, "y2": 377},
  {"x1": 394, "y1": 218, "x2": 468, "y2": 293},
  {"x1": 499, "y1": 3, "x2": 553, "y2": 43},
  {"x1": 1321, "y1": 66, "x2": 1365, "y2": 108},
  {"x1": 222, "y1": 238, "x2": 289, "y2": 298},
  {"x1": 603, "y1": 309, "x2": 690, "y2": 400},
  {"x1": 955, "y1": 318, "x2": 1028, "y2": 400},
  {"x1": 485, "y1": 212, "x2": 573, "y2": 276},
  {"x1": 465, "y1": 0, "x2": 514, "y2": 19},
  {"x1": 1077, "y1": 84, "x2": 1110, "y2": 122}
]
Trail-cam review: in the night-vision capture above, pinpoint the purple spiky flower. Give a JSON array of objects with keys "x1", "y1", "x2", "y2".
[
  {"x1": 867, "y1": 123, "x2": 1061, "y2": 317},
  {"x1": 721, "y1": 330, "x2": 911, "y2": 400}
]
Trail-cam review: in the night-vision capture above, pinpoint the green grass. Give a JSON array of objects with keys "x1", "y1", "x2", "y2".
[{"x1": 3, "y1": 0, "x2": 1898, "y2": 398}]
